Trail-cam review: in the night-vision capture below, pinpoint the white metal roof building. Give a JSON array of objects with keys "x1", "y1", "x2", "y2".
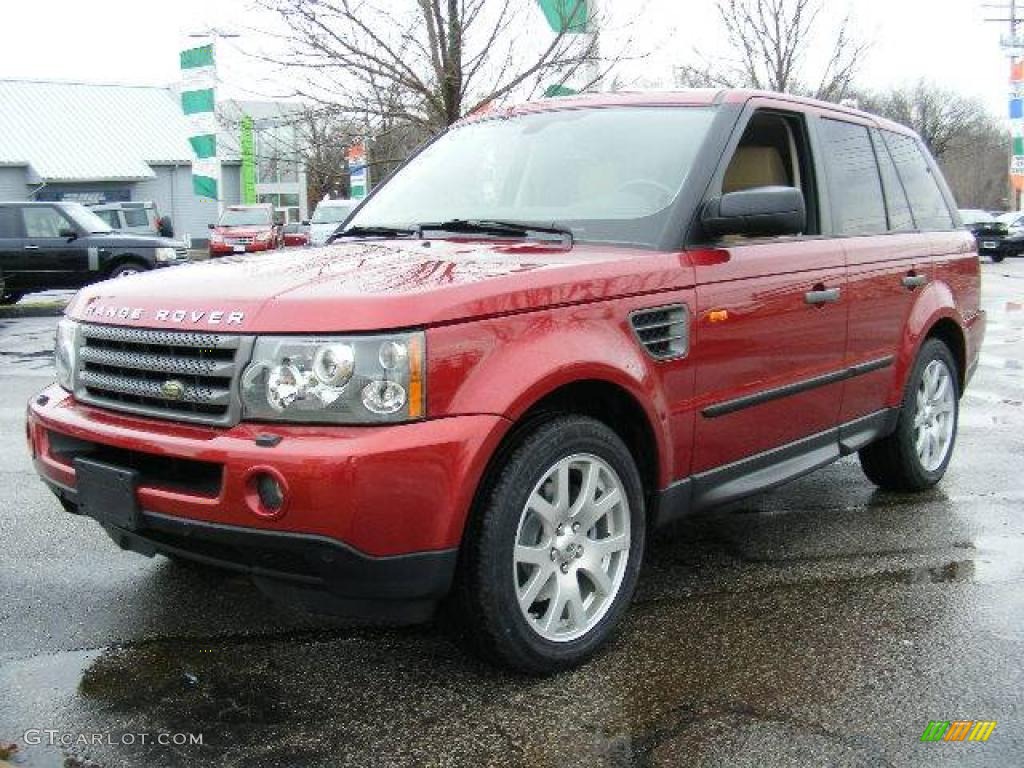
[{"x1": 0, "y1": 79, "x2": 308, "y2": 243}]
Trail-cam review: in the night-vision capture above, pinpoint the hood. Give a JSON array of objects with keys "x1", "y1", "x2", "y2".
[
  {"x1": 213, "y1": 225, "x2": 274, "y2": 237},
  {"x1": 84, "y1": 232, "x2": 180, "y2": 249},
  {"x1": 67, "y1": 239, "x2": 693, "y2": 333}
]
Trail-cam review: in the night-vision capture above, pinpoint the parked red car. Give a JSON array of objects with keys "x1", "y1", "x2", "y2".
[
  {"x1": 282, "y1": 222, "x2": 310, "y2": 247},
  {"x1": 208, "y1": 204, "x2": 282, "y2": 256},
  {"x1": 28, "y1": 90, "x2": 984, "y2": 673}
]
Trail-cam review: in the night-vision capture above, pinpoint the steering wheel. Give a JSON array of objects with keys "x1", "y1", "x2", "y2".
[{"x1": 618, "y1": 178, "x2": 674, "y2": 208}]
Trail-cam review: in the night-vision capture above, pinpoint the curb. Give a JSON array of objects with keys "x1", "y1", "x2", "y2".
[{"x1": 0, "y1": 303, "x2": 68, "y2": 319}]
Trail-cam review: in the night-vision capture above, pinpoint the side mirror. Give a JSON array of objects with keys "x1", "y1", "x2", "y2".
[
  {"x1": 301, "y1": 220, "x2": 310, "y2": 226},
  {"x1": 208, "y1": 223, "x2": 215, "y2": 230},
  {"x1": 59, "y1": 227, "x2": 79, "y2": 241},
  {"x1": 701, "y1": 186, "x2": 805, "y2": 239}
]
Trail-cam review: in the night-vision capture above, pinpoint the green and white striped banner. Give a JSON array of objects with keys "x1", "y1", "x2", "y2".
[{"x1": 180, "y1": 43, "x2": 219, "y2": 200}]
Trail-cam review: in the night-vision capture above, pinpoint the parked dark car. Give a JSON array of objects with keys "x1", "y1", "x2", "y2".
[
  {"x1": 0, "y1": 202, "x2": 189, "y2": 304},
  {"x1": 958, "y1": 208, "x2": 1024, "y2": 262}
]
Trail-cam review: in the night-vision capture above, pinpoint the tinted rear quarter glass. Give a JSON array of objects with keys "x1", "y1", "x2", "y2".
[
  {"x1": 123, "y1": 208, "x2": 149, "y2": 227},
  {"x1": 870, "y1": 129, "x2": 915, "y2": 231},
  {"x1": 820, "y1": 118, "x2": 887, "y2": 236},
  {"x1": 882, "y1": 130, "x2": 954, "y2": 231},
  {"x1": 0, "y1": 207, "x2": 19, "y2": 238}
]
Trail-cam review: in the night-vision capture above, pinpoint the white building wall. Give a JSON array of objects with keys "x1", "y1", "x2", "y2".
[{"x1": 0, "y1": 167, "x2": 27, "y2": 200}]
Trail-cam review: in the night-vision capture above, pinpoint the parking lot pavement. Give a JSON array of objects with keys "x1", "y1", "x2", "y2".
[{"x1": 0, "y1": 263, "x2": 1022, "y2": 768}]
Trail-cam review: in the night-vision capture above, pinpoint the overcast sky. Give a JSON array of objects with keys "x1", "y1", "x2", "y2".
[{"x1": 0, "y1": 0, "x2": 1012, "y2": 119}]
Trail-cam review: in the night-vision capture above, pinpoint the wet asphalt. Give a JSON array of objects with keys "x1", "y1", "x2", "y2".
[{"x1": 0, "y1": 263, "x2": 1022, "y2": 767}]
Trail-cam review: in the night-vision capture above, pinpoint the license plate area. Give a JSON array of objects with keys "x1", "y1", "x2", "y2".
[
  {"x1": 74, "y1": 458, "x2": 140, "y2": 531},
  {"x1": 982, "y1": 241, "x2": 998, "y2": 249},
  {"x1": 233, "y1": 244, "x2": 246, "y2": 253}
]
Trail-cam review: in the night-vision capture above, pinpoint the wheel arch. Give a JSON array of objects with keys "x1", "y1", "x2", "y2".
[
  {"x1": 893, "y1": 283, "x2": 967, "y2": 403},
  {"x1": 458, "y1": 377, "x2": 665, "y2": 551},
  {"x1": 105, "y1": 253, "x2": 150, "y2": 277}
]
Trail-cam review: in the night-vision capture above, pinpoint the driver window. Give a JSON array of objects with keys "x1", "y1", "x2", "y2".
[
  {"x1": 719, "y1": 111, "x2": 817, "y2": 236},
  {"x1": 22, "y1": 206, "x2": 71, "y2": 239}
]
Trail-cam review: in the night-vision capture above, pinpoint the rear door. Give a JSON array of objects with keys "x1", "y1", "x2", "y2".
[
  {"x1": 690, "y1": 104, "x2": 849, "y2": 477},
  {"x1": 19, "y1": 205, "x2": 90, "y2": 288},
  {"x1": 836, "y1": 123, "x2": 956, "y2": 425}
]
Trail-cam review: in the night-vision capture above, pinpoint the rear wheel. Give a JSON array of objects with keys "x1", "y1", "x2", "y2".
[
  {"x1": 0, "y1": 292, "x2": 24, "y2": 305},
  {"x1": 992, "y1": 254, "x2": 1005, "y2": 263},
  {"x1": 859, "y1": 338, "x2": 959, "y2": 491},
  {"x1": 452, "y1": 415, "x2": 645, "y2": 674}
]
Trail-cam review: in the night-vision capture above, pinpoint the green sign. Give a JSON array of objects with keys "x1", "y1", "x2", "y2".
[
  {"x1": 537, "y1": 0, "x2": 590, "y2": 33},
  {"x1": 543, "y1": 84, "x2": 578, "y2": 98},
  {"x1": 240, "y1": 116, "x2": 257, "y2": 204}
]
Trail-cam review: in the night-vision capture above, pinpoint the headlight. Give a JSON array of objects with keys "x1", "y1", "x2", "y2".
[
  {"x1": 240, "y1": 332, "x2": 425, "y2": 423},
  {"x1": 256, "y1": 231, "x2": 273, "y2": 242},
  {"x1": 54, "y1": 318, "x2": 79, "y2": 391},
  {"x1": 154, "y1": 246, "x2": 178, "y2": 262}
]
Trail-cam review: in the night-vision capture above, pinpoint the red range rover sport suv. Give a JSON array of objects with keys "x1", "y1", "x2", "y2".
[{"x1": 28, "y1": 90, "x2": 985, "y2": 672}]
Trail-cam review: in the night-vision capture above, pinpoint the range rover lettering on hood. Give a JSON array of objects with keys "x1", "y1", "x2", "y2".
[{"x1": 83, "y1": 303, "x2": 245, "y2": 325}]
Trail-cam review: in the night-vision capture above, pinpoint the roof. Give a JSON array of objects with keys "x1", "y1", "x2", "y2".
[
  {"x1": 462, "y1": 89, "x2": 916, "y2": 137},
  {"x1": 0, "y1": 79, "x2": 193, "y2": 182}
]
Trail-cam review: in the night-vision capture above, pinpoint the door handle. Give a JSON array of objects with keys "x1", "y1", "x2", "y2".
[
  {"x1": 805, "y1": 287, "x2": 841, "y2": 305},
  {"x1": 902, "y1": 273, "x2": 927, "y2": 289},
  {"x1": 23, "y1": 245, "x2": 39, "y2": 250}
]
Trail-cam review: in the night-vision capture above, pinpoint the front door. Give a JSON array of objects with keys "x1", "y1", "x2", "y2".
[
  {"x1": 688, "y1": 106, "x2": 849, "y2": 478},
  {"x1": 18, "y1": 205, "x2": 89, "y2": 289}
]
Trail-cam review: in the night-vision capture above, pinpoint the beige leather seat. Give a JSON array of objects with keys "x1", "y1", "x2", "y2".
[{"x1": 722, "y1": 145, "x2": 788, "y2": 193}]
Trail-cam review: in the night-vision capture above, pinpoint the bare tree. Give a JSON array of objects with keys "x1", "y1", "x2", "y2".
[
  {"x1": 677, "y1": 0, "x2": 867, "y2": 102},
  {"x1": 253, "y1": 0, "x2": 612, "y2": 133},
  {"x1": 858, "y1": 81, "x2": 994, "y2": 160}
]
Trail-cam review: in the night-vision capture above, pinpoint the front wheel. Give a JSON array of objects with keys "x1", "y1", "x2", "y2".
[
  {"x1": 992, "y1": 254, "x2": 1005, "y2": 263},
  {"x1": 0, "y1": 292, "x2": 24, "y2": 305},
  {"x1": 859, "y1": 338, "x2": 960, "y2": 491},
  {"x1": 452, "y1": 415, "x2": 645, "y2": 674},
  {"x1": 109, "y1": 262, "x2": 148, "y2": 279}
]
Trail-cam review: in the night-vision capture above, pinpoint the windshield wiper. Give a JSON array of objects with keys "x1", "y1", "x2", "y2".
[
  {"x1": 331, "y1": 225, "x2": 418, "y2": 242},
  {"x1": 416, "y1": 219, "x2": 573, "y2": 244}
]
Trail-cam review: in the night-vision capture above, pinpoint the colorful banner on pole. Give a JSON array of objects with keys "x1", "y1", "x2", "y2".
[
  {"x1": 240, "y1": 115, "x2": 257, "y2": 204},
  {"x1": 347, "y1": 142, "x2": 369, "y2": 200},
  {"x1": 537, "y1": 0, "x2": 590, "y2": 33},
  {"x1": 180, "y1": 42, "x2": 219, "y2": 201}
]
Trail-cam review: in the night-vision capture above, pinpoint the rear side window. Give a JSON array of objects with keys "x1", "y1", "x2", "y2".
[
  {"x1": 882, "y1": 131, "x2": 954, "y2": 231},
  {"x1": 820, "y1": 118, "x2": 887, "y2": 236},
  {"x1": 0, "y1": 207, "x2": 19, "y2": 238},
  {"x1": 94, "y1": 210, "x2": 121, "y2": 228},
  {"x1": 123, "y1": 208, "x2": 149, "y2": 227},
  {"x1": 871, "y1": 129, "x2": 915, "y2": 232}
]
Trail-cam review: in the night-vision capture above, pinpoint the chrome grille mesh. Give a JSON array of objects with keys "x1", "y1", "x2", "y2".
[
  {"x1": 629, "y1": 305, "x2": 689, "y2": 360},
  {"x1": 74, "y1": 324, "x2": 252, "y2": 426}
]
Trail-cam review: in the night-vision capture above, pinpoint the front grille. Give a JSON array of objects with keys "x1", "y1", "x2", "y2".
[
  {"x1": 75, "y1": 324, "x2": 253, "y2": 426},
  {"x1": 630, "y1": 304, "x2": 689, "y2": 360},
  {"x1": 226, "y1": 237, "x2": 254, "y2": 245},
  {"x1": 175, "y1": 247, "x2": 189, "y2": 259}
]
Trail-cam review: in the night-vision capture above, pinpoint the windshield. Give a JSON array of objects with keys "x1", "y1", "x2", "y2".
[
  {"x1": 346, "y1": 106, "x2": 716, "y2": 247},
  {"x1": 312, "y1": 203, "x2": 356, "y2": 224},
  {"x1": 63, "y1": 202, "x2": 113, "y2": 233},
  {"x1": 220, "y1": 208, "x2": 271, "y2": 226}
]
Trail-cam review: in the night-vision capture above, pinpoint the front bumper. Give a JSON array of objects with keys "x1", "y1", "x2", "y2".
[
  {"x1": 27, "y1": 385, "x2": 509, "y2": 616},
  {"x1": 209, "y1": 240, "x2": 276, "y2": 256}
]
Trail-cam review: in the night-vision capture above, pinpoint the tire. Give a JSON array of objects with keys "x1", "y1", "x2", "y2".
[
  {"x1": 451, "y1": 415, "x2": 646, "y2": 674},
  {"x1": 109, "y1": 262, "x2": 148, "y2": 279},
  {"x1": 859, "y1": 338, "x2": 960, "y2": 491},
  {"x1": 0, "y1": 292, "x2": 24, "y2": 305},
  {"x1": 992, "y1": 254, "x2": 1005, "y2": 263}
]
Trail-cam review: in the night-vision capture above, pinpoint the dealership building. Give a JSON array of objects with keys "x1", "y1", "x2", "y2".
[{"x1": 0, "y1": 79, "x2": 308, "y2": 244}]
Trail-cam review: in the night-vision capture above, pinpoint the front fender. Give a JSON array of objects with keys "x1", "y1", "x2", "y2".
[{"x1": 427, "y1": 299, "x2": 685, "y2": 487}]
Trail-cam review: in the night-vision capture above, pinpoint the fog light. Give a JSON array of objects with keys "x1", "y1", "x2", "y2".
[{"x1": 256, "y1": 473, "x2": 284, "y2": 512}]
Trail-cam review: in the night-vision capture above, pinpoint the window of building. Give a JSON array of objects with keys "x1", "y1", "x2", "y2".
[
  {"x1": 820, "y1": 119, "x2": 887, "y2": 236},
  {"x1": 882, "y1": 130, "x2": 954, "y2": 231},
  {"x1": 22, "y1": 207, "x2": 71, "y2": 238}
]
